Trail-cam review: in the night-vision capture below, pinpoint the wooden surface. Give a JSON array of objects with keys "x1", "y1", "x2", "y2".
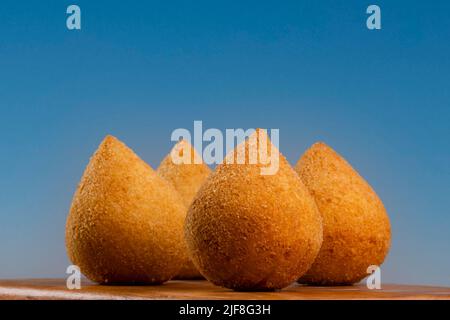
[{"x1": 0, "y1": 279, "x2": 449, "y2": 300}]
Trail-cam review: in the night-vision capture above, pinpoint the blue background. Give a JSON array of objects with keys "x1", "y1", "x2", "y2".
[{"x1": 1, "y1": 0, "x2": 449, "y2": 285}]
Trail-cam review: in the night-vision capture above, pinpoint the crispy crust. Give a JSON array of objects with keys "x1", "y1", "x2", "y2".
[
  {"x1": 185, "y1": 130, "x2": 323, "y2": 291},
  {"x1": 295, "y1": 142, "x2": 391, "y2": 285},
  {"x1": 157, "y1": 140, "x2": 211, "y2": 279},
  {"x1": 65, "y1": 136, "x2": 187, "y2": 284}
]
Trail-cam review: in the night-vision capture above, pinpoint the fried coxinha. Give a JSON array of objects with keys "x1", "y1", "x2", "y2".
[
  {"x1": 295, "y1": 142, "x2": 391, "y2": 285},
  {"x1": 184, "y1": 129, "x2": 323, "y2": 291},
  {"x1": 66, "y1": 136, "x2": 188, "y2": 284}
]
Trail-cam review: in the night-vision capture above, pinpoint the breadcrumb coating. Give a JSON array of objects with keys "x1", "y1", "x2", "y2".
[
  {"x1": 295, "y1": 142, "x2": 391, "y2": 285},
  {"x1": 66, "y1": 135, "x2": 187, "y2": 284}
]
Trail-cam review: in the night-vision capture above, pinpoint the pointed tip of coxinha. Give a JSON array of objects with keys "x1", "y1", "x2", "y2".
[
  {"x1": 102, "y1": 134, "x2": 119, "y2": 144},
  {"x1": 87, "y1": 134, "x2": 152, "y2": 173},
  {"x1": 295, "y1": 141, "x2": 391, "y2": 285},
  {"x1": 303, "y1": 142, "x2": 338, "y2": 159},
  {"x1": 66, "y1": 135, "x2": 188, "y2": 284},
  {"x1": 310, "y1": 141, "x2": 328, "y2": 149},
  {"x1": 222, "y1": 128, "x2": 280, "y2": 173},
  {"x1": 157, "y1": 139, "x2": 211, "y2": 207},
  {"x1": 239, "y1": 128, "x2": 274, "y2": 147},
  {"x1": 167, "y1": 139, "x2": 204, "y2": 164},
  {"x1": 296, "y1": 141, "x2": 380, "y2": 195},
  {"x1": 305, "y1": 141, "x2": 340, "y2": 154},
  {"x1": 98, "y1": 134, "x2": 127, "y2": 152},
  {"x1": 97, "y1": 134, "x2": 123, "y2": 154}
]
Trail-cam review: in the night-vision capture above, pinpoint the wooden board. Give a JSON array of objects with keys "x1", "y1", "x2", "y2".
[{"x1": 1, "y1": 279, "x2": 449, "y2": 300}]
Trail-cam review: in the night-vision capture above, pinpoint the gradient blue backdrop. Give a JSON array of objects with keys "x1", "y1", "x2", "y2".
[{"x1": 0, "y1": 0, "x2": 449, "y2": 285}]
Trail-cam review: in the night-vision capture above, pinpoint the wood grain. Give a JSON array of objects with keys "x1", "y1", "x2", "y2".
[{"x1": 0, "y1": 279, "x2": 449, "y2": 300}]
